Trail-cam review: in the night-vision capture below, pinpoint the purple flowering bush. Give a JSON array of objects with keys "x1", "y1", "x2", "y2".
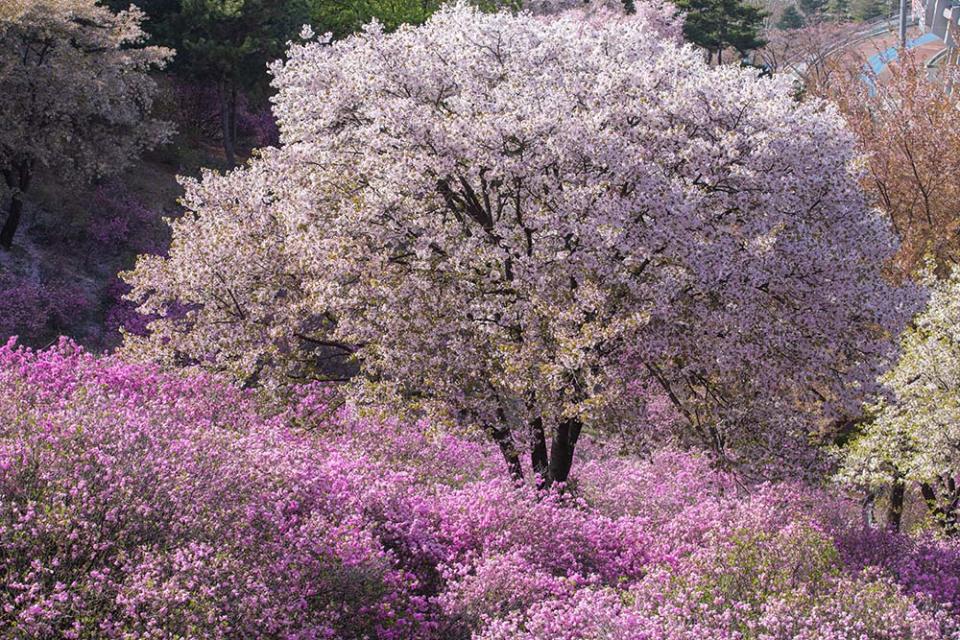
[
  {"x1": 2, "y1": 339, "x2": 959, "y2": 638},
  {"x1": 0, "y1": 272, "x2": 90, "y2": 344},
  {"x1": 0, "y1": 340, "x2": 431, "y2": 639}
]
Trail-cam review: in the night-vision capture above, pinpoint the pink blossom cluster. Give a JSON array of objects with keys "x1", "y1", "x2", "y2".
[
  {"x1": 0, "y1": 340, "x2": 434, "y2": 639},
  {"x1": 0, "y1": 272, "x2": 89, "y2": 344},
  {"x1": 2, "y1": 340, "x2": 958, "y2": 638},
  {"x1": 89, "y1": 181, "x2": 168, "y2": 255}
]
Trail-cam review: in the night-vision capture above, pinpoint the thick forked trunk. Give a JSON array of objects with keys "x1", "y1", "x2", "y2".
[
  {"x1": 547, "y1": 417, "x2": 582, "y2": 486},
  {"x1": 0, "y1": 162, "x2": 31, "y2": 250},
  {"x1": 530, "y1": 417, "x2": 549, "y2": 490},
  {"x1": 486, "y1": 411, "x2": 583, "y2": 489}
]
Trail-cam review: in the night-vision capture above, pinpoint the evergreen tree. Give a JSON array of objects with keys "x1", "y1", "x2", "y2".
[
  {"x1": 104, "y1": 0, "x2": 310, "y2": 166},
  {"x1": 798, "y1": 0, "x2": 827, "y2": 14},
  {"x1": 826, "y1": 0, "x2": 851, "y2": 19},
  {"x1": 174, "y1": 0, "x2": 311, "y2": 166},
  {"x1": 309, "y1": 0, "x2": 450, "y2": 40},
  {"x1": 777, "y1": 4, "x2": 805, "y2": 28},
  {"x1": 674, "y1": 0, "x2": 768, "y2": 63},
  {"x1": 850, "y1": 0, "x2": 886, "y2": 21}
]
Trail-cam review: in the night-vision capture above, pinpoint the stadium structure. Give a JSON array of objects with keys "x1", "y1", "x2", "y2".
[{"x1": 919, "y1": 0, "x2": 959, "y2": 66}]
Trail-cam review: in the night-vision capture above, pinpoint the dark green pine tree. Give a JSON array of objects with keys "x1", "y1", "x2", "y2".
[
  {"x1": 107, "y1": 0, "x2": 311, "y2": 167},
  {"x1": 850, "y1": 0, "x2": 887, "y2": 20},
  {"x1": 826, "y1": 0, "x2": 851, "y2": 19},
  {"x1": 309, "y1": 0, "x2": 432, "y2": 40},
  {"x1": 674, "y1": 0, "x2": 769, "y2": 64},
  {"x1": 175, "y1": 0, "x2": 312, "y2": 166},
  {"x1": 113, "y1": 0, "x2": 463, "y2": 165},
  {"x1": 797, "y1": 0, "x2": 827, "y2": 15},
  {"x1": 777, "y1": 5, "x2": 806, "y2": 29}
]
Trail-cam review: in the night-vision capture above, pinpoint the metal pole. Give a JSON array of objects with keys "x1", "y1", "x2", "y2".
[{"x1": 899, "y1": 0, "x2": 909, "y2": 47}]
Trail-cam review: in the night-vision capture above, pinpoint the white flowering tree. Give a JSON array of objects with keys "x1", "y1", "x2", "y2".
[
  {"x1": 840, "y1": 268, "x2": 960, "y2": 535},
  {"x1": 124, "y1": 2, "x2": 918, "y2": 484},
  {"x1": 0, "y1": 0, "x2": 173, "y2": 249}
]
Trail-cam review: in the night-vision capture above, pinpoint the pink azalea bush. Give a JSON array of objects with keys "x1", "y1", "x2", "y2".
[
  {"x1": 0, "y1": 271, "x2": 90, "y2": 344},
  {"x1": 0, "y1": 339, "x2": 433, "y2": 639},
  {"x1": 2, "y1": 340, "x2": 958, "y2": 638},
  {"x1": 88, "y1": 181, "x2": 169, "y2": 256},
  {"x1": 0, "y1": 176, "x2": 169, "y2": 349}
]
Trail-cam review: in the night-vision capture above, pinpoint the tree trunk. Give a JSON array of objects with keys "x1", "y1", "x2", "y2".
[
  {"x1": 0, "y1": 192, "x2": 24, "y2": 250},
  {"x1": 484, "y1": 411, "x2": 583, "y2": 489},
  {"x1": 0, "y1": 162, "x2": 31, "y2": 250},
  {"x1": 886, "y1": 479, "x2": 905, "y2": 532},
  {"x1": 547, "y1": 417, "x2": 582, "y2": 487},
  {"x1": 230, "y1": 82, "x2": 238, "y2": 156},
  {"x1": 219, "y1": 80, "x2": 237, "y2": 167},
  {"x1": 862, "y1": 489, "x2": 877, "y2": 528},
  {"x1": 487, "y1": 422, "x2": 523, "y2": 482},
  {"x1": 530, "y1": 417, "x2": 549, "y2": 490},
  {"x1": 947, "y1": 477, "x2": 960, "y2": 535}
]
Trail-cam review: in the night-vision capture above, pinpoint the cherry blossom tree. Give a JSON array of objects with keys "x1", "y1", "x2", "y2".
[
  {"x1": 124, "y1": 2, "x2": 919, "y2": 484},
  {"x1": 840, "y1": 266, "x2": 960, "y2": 536},
  {"x1": 0, "y1": 1, "x2": 26, "y2": 20},
  {"x1": 755, "y1": 20, "x2": 849, "y2": 87},
  {"x1": 824, "y1": 53, "x2": 960, "y2": 278},
  {"x1": 0, "y1": 0, "x2": 173, "y2": 249}
]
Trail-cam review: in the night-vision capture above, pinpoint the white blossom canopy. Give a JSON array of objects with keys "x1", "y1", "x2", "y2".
[
  {"x1": 124, "y1": 2, "x2": 919, "y2": 475},
  {"x1": 841, "y1": 267, "x2": 960, "y2": 507},
  {"x1": 0, "y1": 0, "x2": 173, "y2": 182}
]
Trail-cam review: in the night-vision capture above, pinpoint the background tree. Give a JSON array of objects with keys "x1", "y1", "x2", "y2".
[
  {"x1": 310, "y1": 0, "x2": 453, "y2": 40},
  {"x1": 149, "y1": 0, "x2": 311, "y2": 166},
  {"x1": 755, "y1": 20, "x2": 847, "y2": 86},
  {"x1": 124, "y1": 2, "x2": 917, "y2": 485},
  {"x1": 849, "y1": 0, "x2": 886, "y2": 20},
  {"x1": 826, "y1": 0, "x2": 851, "y2": 18},
  {"x1": 0, "y1": 0, "x2": 173, "y2": 250},
  {"x1": 823, "y1": 54, "x2": 960, "y2": 278},
  {"x1": 839, "y1": 267, "x2": 960, "y2": 536},
  {"x1": 798, "y1": 0, "x2": 827, "y2": 14},
  {"x1": 674, "y1": 0, "x2": 768, "y2": 63},
  {"x1": 777, "y1": 4, "x2": 805, "y2": 28}
]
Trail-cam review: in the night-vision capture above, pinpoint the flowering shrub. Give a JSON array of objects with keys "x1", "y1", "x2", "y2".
[
  {"x1": 836, "y1": 525, "x2": 960, "y2": 612},
  {"x1": 0, "y1": 339, "x2": 431, "y2": 638},
  {"x1": 89, "y1": 181, "x2": 169, "y2": 256},
  {"x1": 0, "y1": 177, "x2": 170, "y2": 349},
  {"x1": 0, "y1": 271, "x2": 89, "y2": 343},
  {"x1": 2, "y1": 340, "x2": 958, "y2": 638}
]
